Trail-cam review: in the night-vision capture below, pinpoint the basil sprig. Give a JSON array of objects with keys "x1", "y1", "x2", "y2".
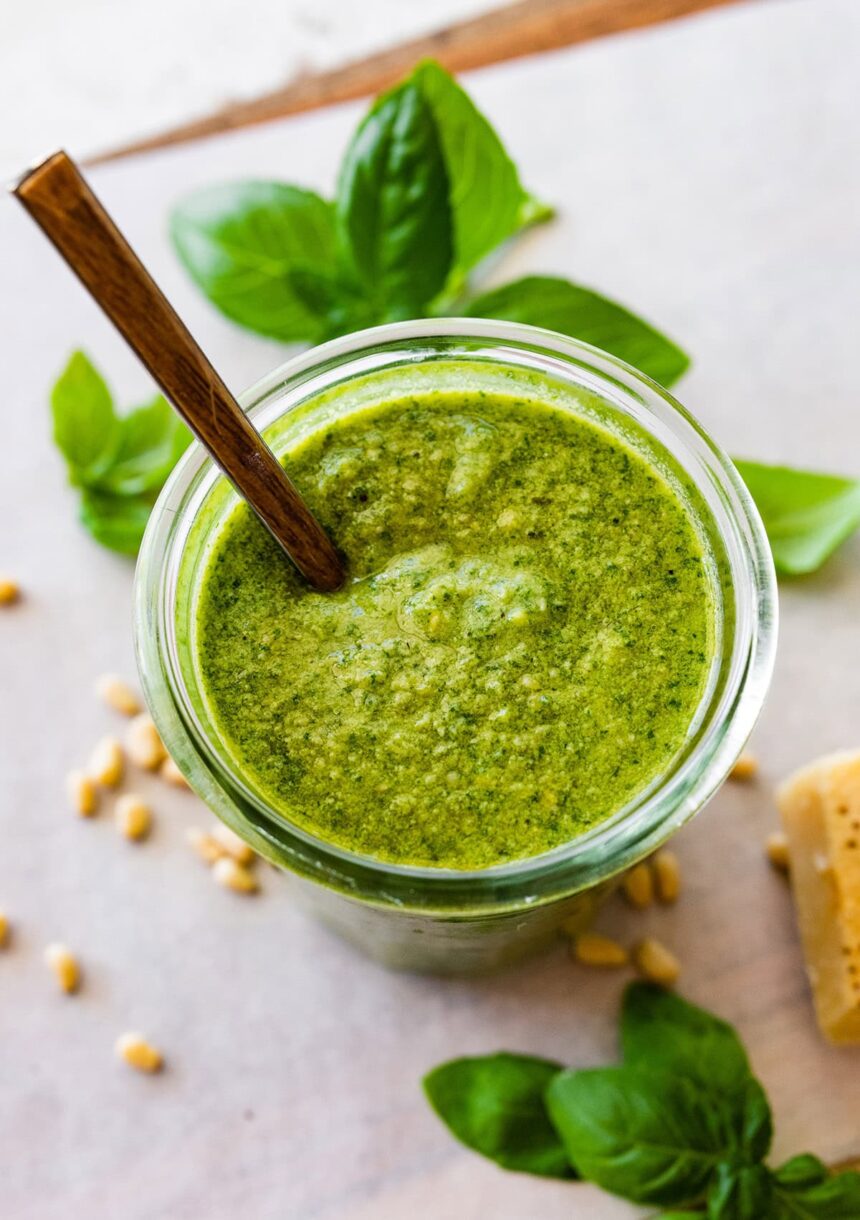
[
  {"x1": 50, "y1": 63, "x2": 860, "y2": 570},
  {"x1": 50, "y1": 352, "x2": 191, "y2": 554},
  {"x1": 169, "y1": 59, "x2": 686, "y2": 383},
  {"x1": 424, "y1": 983, "x2": 860, "y2": 1217}
]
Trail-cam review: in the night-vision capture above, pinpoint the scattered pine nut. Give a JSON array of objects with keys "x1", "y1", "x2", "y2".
[
  {"x1": 765, "y1": 831, "x2": 791, "y2": 873},
  {"x1": 186, "y1": 827, "x2": 223, "y2": 865},
  {"x1": 0, "y1": 910, "x2": 9, "y2": 948},
  {"x1": 212, "y1": 823, "x2": 255, "y2": 866},
  {"x1": 653, "y1": 850, "x2": 682, "y2": 904},
  {"x1": 160, "y1": 755, "x2": 188, "y2": 788},
  {"x1": 67, "y1": 769, "x2": 98, "y2": 817},
  {"x1": 731, "y1": 752, "x2": 758, "y2": 781},
  {"x1": 0, "y1": 577, "x2": 20, "y2": 605},
  {"x1": 634, "y1": 937, "x2": 681, "y2": 986},
  {"x1": 622, "y1": 862, "x2": 654, "y2": 909},
  {"x1": 44, "y1": 943, "x2": 81, "y2": 993},
  {"x1": 573, "y1": 932, "x2": 629, "y2": 967},
  {"x1": 88, "y1": 736, "x2": 124, "y2": 788},
  {"x1": 95, "y1": 674, "x2": 142, "y2": 716},
  {"x1": 115, "y1": 1032, "x2": 163, "y2": 1074},
  {"x1": 560, "y1": 914, "x2": 589, "y2": 938},
  {"x1": 125, "y1": 714, "x2": 166, "y2": 771},
  {"x1": 213, "y1": 856, "x2": 258, "y2": 894},
  {"x1": 115, "y1": 794, "x2": 152, "y2": 841}
]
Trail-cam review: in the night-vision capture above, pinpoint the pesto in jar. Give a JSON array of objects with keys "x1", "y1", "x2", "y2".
[{"x1": 195, "y1": 391, "x2": 714, "y2": 869}]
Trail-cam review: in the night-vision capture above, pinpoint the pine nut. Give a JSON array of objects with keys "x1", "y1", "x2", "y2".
[
  {"x1": 88, "y1": 736, "x2": 124, "y2": 788},
  {"x1": 653, "y1": 850, "x2": 682, "y2": 904},
  {"x1": 160, "y1": 756, "x2": 188, "y2": 788},
  {"x1": 186, "y1": 827, "x2": 223, "y2": 865},
  {"x1": 95, "y1": 674, "x2": 141, "y2": 716},
  {"x1": 634, "y1": 937, "x2": 681, "y2": 986},
  {"x1": 573, "y1": 932, "x2": 629, "y2": 967},
  {"x1": 0, "y1": 577, "x2": 20, "y2": 605},
  {"x1": 0, "y1": 910, "x2": 9, "y2": 948},
  {"x1": 623, "y1": 862, "x2": 654, "y2": 908},
  {"x1": 67, "y1": 770, "x2": 98, "y2": 817},
  {"x1": 765, "y1": 831, "x2": 790, "y2": 873},
  {"x1": 115, "y1": 794, "x2": 152, "y2": 841},
  {"x1": 125, "y1": 714, "x2": 166, "y2": 770},
  {"x1": 45, "y1": 943, "x2": 81, "y2": 993},
  {"x1": 213, "y1": 856, "x2": 258, "y2": 894},
  {"x1": 116, "y1": 1032, "x2": 163, "y2": 1073},
  {"x1": 731, "y1": 752, "x2": 758, "y2": 781},
  {"x1": 211, "y1": 824, "x2": 255, "y2": 866}
]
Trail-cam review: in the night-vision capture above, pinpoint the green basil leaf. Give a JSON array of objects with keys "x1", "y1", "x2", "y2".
[
  {"x1": 772, "y1": 1155, "x2": 829, "y2": 1191},
  {"x1": 79, "y1": 489, "x2": 155, "y2": 555},
  {"x1": 545, "y1": 1066, "x2": 738, "y2": 1207},
  {"x1": 411, "y1": 59, "x2": 550, "y2": 279},
  {"x1": 50, "y1": 351, "x2": 120, "y2": 484},
  {"x1": 734, "y1": 1080, "x2": 773, "y2": 1165},
  {"x1": 287, "y1": 267, "x2": 381, "y2": 340},
  {"x1": 733, "y1": 460, "x2": 860, "y2": 576},
  {"x1": 772, "y1": 1167, "x2": 860, "y2": 1218},
  {"x1": 336, "y1": 81, "x2": 453, "y2": 317},
  {"x1": 99, "y1": 396, "x2": 192, "y2": 496},
  {"x1": 170, "y1": 182, "x2": 338, "y2": 341},
  {"x1": 423, "y1": 1052, "x2": 572, "y2": 1179},
  {"x1": 622, "y1": 991, "x2": 772, "y2": 1164},
  {"x1": 464, "y1": 276, "x2": 690, "y2": 387},
  {"x1": 621, "y1": 984, "x2": 754, "y2": 1103},
  {"x1": 707, "y1": 1163, "x2": 774, "y2": 1219}
]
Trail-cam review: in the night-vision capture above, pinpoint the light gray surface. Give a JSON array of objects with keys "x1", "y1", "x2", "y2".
[
  {"x1": 0, "y1": 0, "x2": 494, "y2": 176},
  {"x1": 1, "y1": 1, "x2": 859, "y2": 1216}
]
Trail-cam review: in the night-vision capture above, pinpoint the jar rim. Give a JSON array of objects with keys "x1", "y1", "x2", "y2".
[{"x1": 134, "y1": 319, "x2": 778, "y2": 912}]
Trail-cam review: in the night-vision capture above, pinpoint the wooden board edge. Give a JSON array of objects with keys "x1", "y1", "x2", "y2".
[{"x1": 88, "y1": 0, "x2": 753, "y2": 164}]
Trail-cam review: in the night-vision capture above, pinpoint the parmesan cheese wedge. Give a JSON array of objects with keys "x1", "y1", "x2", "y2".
[{"x1": 777, "y1": 751, "x2": 860, "y2": 1045}]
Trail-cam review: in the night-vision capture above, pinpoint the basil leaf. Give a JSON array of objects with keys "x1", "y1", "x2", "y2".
[
  {"x1": 621, "y1": 985, "x2": 773, "y2": 1162},
  {"x1": 336, "y1": 81, "x2": 453, "y2": 317},
  {"x1": 464, "y1": 276, "x2": 690, "y2": 387},
  {"x1": 423, "y1": 1052, "x2": 572, "y2": 1179},
  {"x1": 707, "y1": 1163, "x2": 773, "y2": 1219},
  {"x1": 51, "y1": 351, "x2": 120, "y2": 484},
  {"x1": 733, "y1": 460, "x2": 860, "y2": 576},
  {"x1": 79, "y1": 490, "x2": 155, "y2": 555},
  {"x1": 772, "y1": 1155, "x2": 829, "y2": 1191},
  {"x1": 99, "y1": 396, "x2": 191, "y2": 496},
  {"x1": 170, "y1": 182, "x2": 339, "y2": 341},
  {"x1": 287, "y1": 267, "x2": 381, "y2": 341},
  {"x1": 772, "y1": 1166, "x2": 860, "y2": 1218},
  {"x1": 412, "y1": 59, "x2": 550, "y2": 279},
  {"x1": 734, "y1": 1080, "x2": 773, "y2": 1164},
  {"x1": 621, "y1": 984, "x2": 754, "y2": 1103},
  {"x1": 546, "y1": 1066, "x2": 738, "y2": 1207}
]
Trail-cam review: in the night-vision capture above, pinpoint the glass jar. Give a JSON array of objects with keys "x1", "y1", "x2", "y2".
[{"x1": 134, "y1": 320, "x2": 777, "y2": 973}]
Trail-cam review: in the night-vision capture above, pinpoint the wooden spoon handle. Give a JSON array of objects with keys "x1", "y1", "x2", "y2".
[{"x1": 12, "y1": 151, "x2": 345, "y2": 593}]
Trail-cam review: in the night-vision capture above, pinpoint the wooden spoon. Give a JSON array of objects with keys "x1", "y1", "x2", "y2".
[{"x1": 11, "y1": 150, "x2": 345, "y2": 593}]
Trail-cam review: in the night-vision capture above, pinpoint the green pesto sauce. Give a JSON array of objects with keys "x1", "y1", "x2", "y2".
[{"x1": 195, "y1": 391, "x2": 713, "y2": 870}]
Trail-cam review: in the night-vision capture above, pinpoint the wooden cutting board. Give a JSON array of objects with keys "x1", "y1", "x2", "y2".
[{"x1": 1, "y1": 1, "x2": 858, "y2": 1215}]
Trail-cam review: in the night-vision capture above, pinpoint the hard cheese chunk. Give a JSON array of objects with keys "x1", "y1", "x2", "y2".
[{"x1": 778, "y1": 751, "x2": 860, "y2": 1044}]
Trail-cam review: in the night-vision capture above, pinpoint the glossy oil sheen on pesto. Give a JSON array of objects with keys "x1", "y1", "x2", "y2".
[{"x1": 195, "y1": 391, "x2": 713, "y2": 870}]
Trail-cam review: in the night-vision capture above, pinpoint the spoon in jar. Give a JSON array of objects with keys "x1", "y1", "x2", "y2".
[{"x1": 11, "y1": 150, "x2": 345, "y2": 593}]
